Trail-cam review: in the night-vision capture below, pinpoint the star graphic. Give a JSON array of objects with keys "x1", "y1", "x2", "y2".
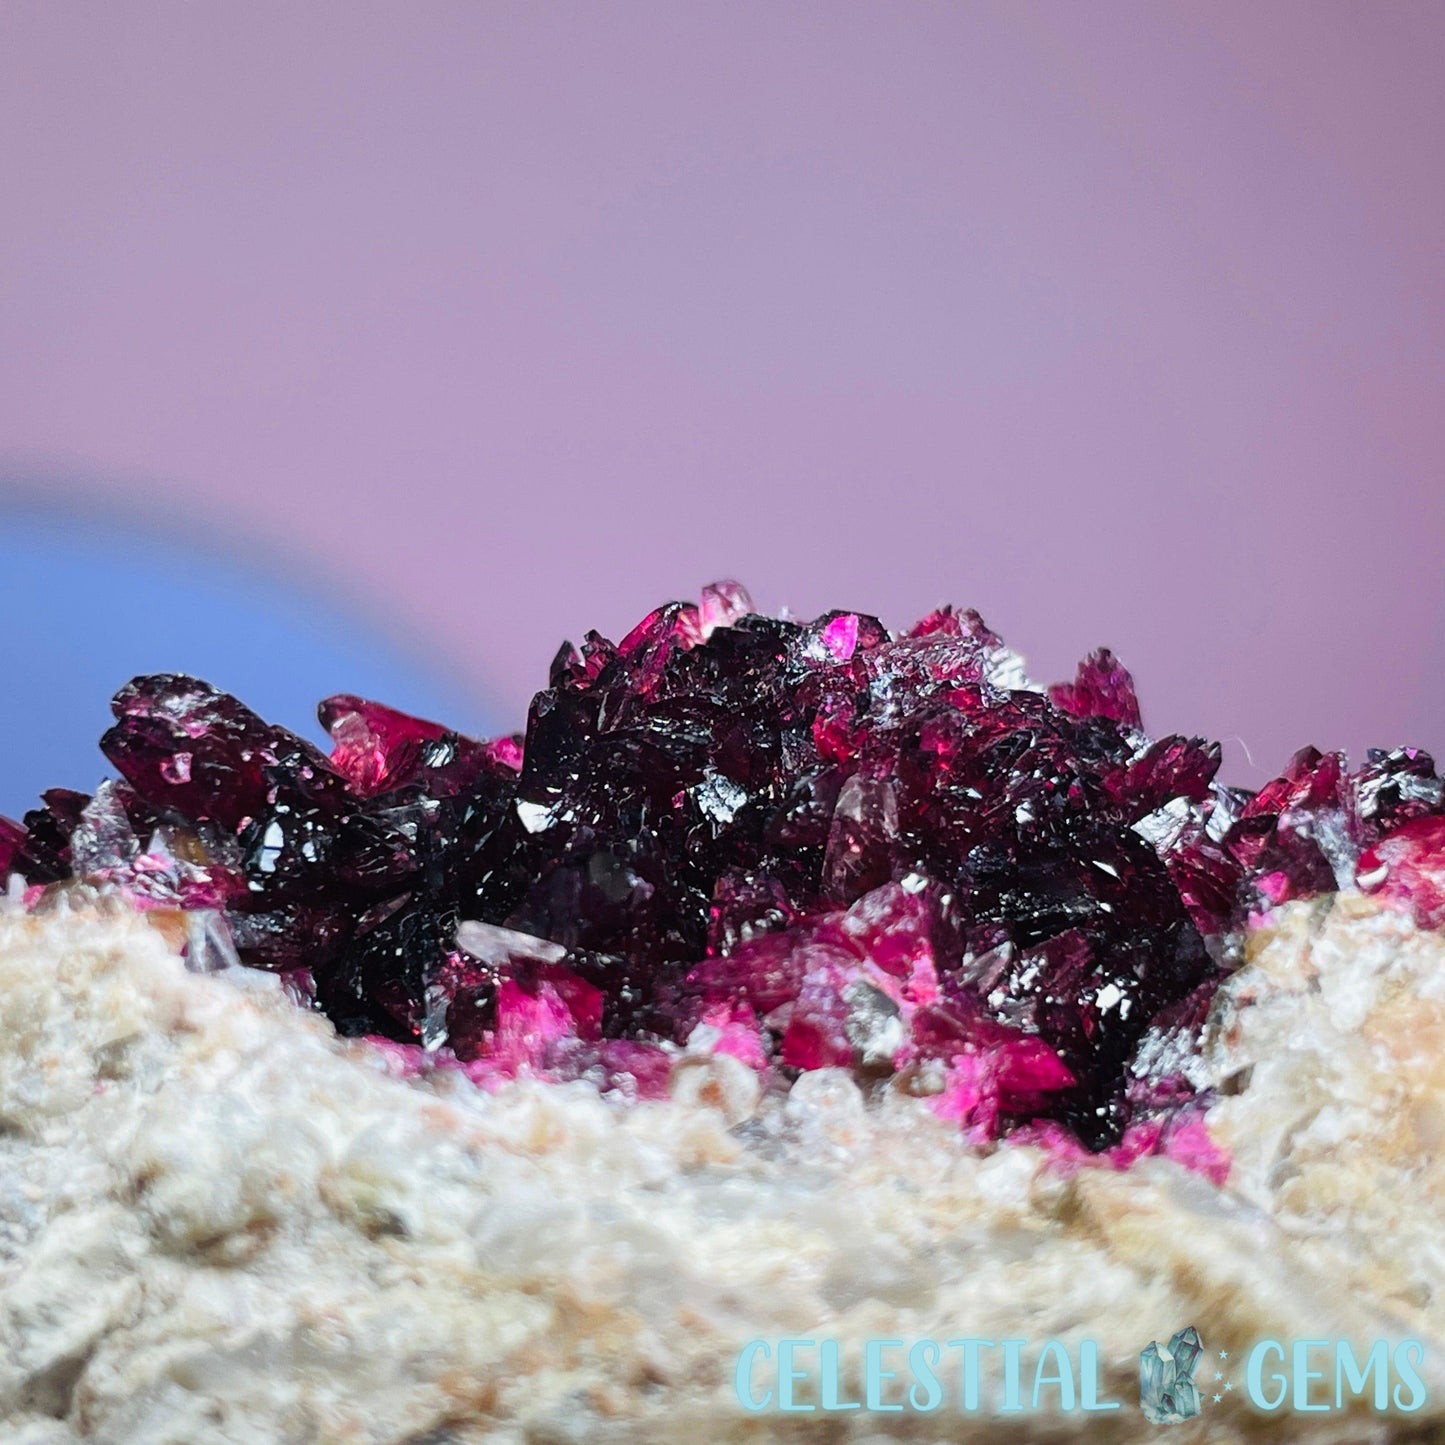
[
  {"x1": 1224, "y1": 1382, "x2": 1233, "y2": 1392},
  {"x1": 1213, "y1": 1393, "x2": 1222, "y2": 1403},
  {"x1": 1214, "y1": 1371, "x2": 1223, "y2": 1381},
  {"x1": 1219, "y1": 1350, "x2": 1229, "y2": 1360}
]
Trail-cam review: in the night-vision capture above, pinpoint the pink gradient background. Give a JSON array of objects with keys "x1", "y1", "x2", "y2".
[{"x1": 1, "y1": 3, "x2": 1442, "y2": 781}]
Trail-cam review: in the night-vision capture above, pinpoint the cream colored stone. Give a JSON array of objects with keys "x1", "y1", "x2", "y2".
[
  {"x1": 0, "y1": 894, "x2": 1442, "y2": 1441},
  {"x1": 669, "y1": 1050, "x2": 762, "y2": 1126}
]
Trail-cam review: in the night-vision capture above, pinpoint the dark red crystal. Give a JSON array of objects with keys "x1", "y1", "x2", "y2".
[{"x1": 5, "y1": 585, "x2": 1444, "y2": 1155}]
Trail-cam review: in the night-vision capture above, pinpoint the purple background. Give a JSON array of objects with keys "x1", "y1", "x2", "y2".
[{"x1": 1, "y1": 3, "x2": 1442, "y2": 790}]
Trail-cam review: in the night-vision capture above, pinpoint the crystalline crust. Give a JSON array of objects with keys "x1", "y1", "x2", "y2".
[{"x1": 5, "y1": 584, "x2": 1444, "y2": 1156}]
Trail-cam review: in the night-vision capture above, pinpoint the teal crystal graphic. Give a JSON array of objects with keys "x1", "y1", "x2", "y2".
[{"x1": 1139, "y1": 1326, "x2": 1204, "y2": 1424}]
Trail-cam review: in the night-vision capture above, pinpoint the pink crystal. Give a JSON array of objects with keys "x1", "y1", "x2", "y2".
[{"x1": 1357, "y1": 815, "x2": 1445, "y2": 930}]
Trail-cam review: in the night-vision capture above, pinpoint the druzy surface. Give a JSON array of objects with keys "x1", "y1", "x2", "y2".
[{"x1": 4, "y1": 584, "x2": 1443, "y2": 1153}]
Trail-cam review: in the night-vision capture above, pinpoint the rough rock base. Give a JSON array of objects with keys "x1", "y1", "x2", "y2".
[{"x1": 1, "y1": 894, "x2": 1443, "y2": 1443}]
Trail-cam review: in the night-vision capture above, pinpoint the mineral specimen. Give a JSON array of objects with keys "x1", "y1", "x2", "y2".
[{"x1": 3, "y1": 584, "x2": 1444, "y2": 1156}]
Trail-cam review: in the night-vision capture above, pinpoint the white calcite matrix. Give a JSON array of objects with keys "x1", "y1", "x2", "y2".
[{"x1": 1, "y1": 890, "x2": 1443, "y2": 1443}]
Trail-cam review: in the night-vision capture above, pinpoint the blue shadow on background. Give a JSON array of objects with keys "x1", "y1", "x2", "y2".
[{"x1": 0, "y1": 484, "x2": 495, "y2": 818}]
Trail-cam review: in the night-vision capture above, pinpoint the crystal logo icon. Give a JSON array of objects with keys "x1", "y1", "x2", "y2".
[{"x1": 1139, "y1": 1326, "x2": 1204, "y2": 1424}]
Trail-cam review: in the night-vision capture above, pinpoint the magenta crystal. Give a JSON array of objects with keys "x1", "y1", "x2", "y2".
[
  {"x1": 1357, "y1": 815, "x2": 1445, "y2": 930},
  {"x1": 5, "y1": 584, "x2": 1443, "y2": 1154},
  {"x1": 319, "y1": 694, "x2": 453, "y2": 797},
  {"x1": 1048, "y1": 647, "x2": 1143, "y2": 730}
]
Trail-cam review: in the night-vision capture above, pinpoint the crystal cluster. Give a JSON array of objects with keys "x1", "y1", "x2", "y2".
[{"x1": 3, "y1": 584, "x2": 1442, "y2": 1153}]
